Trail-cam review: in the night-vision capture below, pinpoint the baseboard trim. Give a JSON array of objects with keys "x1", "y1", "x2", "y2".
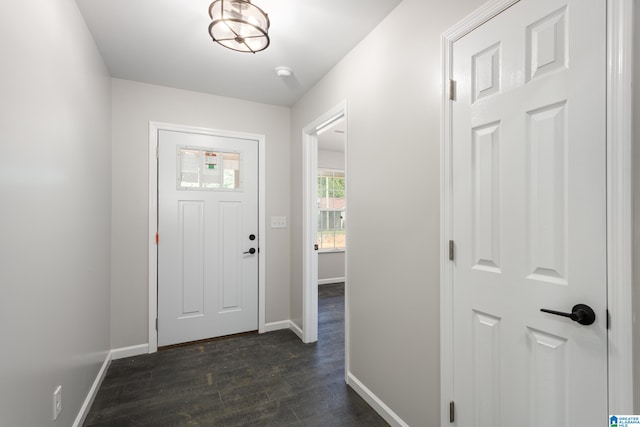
[
  {"x1": 347, "y1": 372, "x2": 409, "y2": 427},
  {"x1": 318, "y1": 277, "x2": 345, "y2": 285},
  {"x1": 264, "y1": 320, "x2": 305, "y2": 341},
  {"x1": 263, "y1": 320, "x2": 291, "y2": 332},
  {"x1": 111, "y1": 343, "x2": 149, "y2": 360},
  {"x1": 289, "y1": 320, "x2": 304, "y2": 341},
  {"x1": 72, "y1": 351, "x2": 112, "y2": 427}
]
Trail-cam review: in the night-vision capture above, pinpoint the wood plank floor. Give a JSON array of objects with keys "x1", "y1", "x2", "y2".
[{"x1": 84, "y1": 283, "x2": 389, "y2": 426}]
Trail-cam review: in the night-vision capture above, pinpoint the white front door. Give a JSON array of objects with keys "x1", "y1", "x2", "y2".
[
  {"x1": 451, "y1": 0, "x2": 607, "y2": 425},
  {"x1": 157, "y1": 130, "x2": 258, "y2": 347}
]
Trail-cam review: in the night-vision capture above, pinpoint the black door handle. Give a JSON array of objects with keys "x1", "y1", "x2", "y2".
[
  {"x1": 540, "y1": 304, "x2": 596, "y2": 325},
  {"x1": 243, "y1": 248, "x2": 256, "y2": 255}
]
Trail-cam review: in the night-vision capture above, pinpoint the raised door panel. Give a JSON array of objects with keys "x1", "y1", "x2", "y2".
[
  {"x1": 526, "y1": 6, "x2": 568, "y2": 82},
  {"x1": 472, "y1": 43, "x2": 501, "y2": 103},
  {"x1": 179, "y1": 201, "x2": 205, "y2": 318},
  {"x1": 526, "y1": 328, "x2": 568, "y2": 427},
  {"x1": 525, "y1": 101, "x2": 568, "y2": 285},
  {"x1": 471, "y1": 121, "x2": 502, "y2": 273},
  {"x1": 472, "y1": 311, "x2": 502, "y2": 426},
  {"x1": 219, "y1": 202, "x2": 242, "y2": 311}
]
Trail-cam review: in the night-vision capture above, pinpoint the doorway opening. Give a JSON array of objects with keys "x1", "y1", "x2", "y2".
[{"x1": 302, "y1": 101, "x2": 348, "y2": 355}]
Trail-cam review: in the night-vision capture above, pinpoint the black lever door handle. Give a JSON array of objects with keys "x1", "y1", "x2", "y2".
[
  {"x1": 243, "y1": 248, "x2": 256, "y2": 255},
  {"x1": 540, "y1": 304, "x2": 596, "y2": 325}
]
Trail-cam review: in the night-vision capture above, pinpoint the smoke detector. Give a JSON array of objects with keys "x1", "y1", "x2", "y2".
[{"x1": 275, "y1": 66, "x2": 293, "y2": 78}]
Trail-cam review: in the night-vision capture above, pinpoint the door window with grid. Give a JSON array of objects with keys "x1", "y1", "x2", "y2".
[{"x1": 317, "y1": 169, "x2": 345, "y2": 250}]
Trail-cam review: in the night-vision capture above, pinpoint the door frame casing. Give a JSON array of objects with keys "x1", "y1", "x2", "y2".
[
  {"x1": 301, "y1": 101, "x2": 348, "y2": 346},
  {"x1": 147, "y1": 122, "x2": 267, "y2": 353},
  {"x1": 439, "y1": 0, "x2": 635, "y2": 423}
]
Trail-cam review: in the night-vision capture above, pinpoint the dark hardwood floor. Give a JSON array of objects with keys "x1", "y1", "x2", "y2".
[{"x1": 84, "y1": 283, "x2": 389, "y2": 426}]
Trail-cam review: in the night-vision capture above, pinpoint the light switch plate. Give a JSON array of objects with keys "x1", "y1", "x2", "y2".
[
  {"x1": 53, "y1": 385, "x2": 62, "y2": 420},
  {"x1": 271, "y1": 216, "x2": 287, "y2": 229}
]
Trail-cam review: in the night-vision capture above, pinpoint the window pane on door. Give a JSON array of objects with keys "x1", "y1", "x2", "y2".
[{"x1": 178, "y1": 147, "x2": 242, "y2": 191}]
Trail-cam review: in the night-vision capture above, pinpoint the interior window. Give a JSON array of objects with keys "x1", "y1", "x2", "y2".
[{"x1": 317, "y1": 169, "x2": 345, "y2": 250}]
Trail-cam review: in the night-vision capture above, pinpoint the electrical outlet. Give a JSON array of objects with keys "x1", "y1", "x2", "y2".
[{"x1": 53, "y1": 385, "x2": 62, "y2": 420}]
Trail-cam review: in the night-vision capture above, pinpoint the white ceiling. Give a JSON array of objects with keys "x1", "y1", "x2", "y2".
[{"x1": 76, "y1": 0, "x2": 402, "y2": 107}]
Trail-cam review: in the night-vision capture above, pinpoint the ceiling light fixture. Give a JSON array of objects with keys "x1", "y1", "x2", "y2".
[
  {"x1": 275, "y1": 66, "x2": 293, "y2": 78},
  {"x1": 208, "y1": 0, "x2": 270, "y2": 54}
]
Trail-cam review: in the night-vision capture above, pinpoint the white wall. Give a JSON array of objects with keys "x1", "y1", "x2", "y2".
[
  {"x1": 318, "y1": 149, "x2": 345, "y2": 170},
  {"x1": 318, "y1": 251, "x2": 346, "y2": 283},
  {"x1": 290, "y1": 0, "x2": 485, "y2": 424},
  {"x1": 111, "y1": 79, "x2": 291, "y2": 348},
  {"x1": 0, "y1": 1, "x2": 112, "y2": 426}
]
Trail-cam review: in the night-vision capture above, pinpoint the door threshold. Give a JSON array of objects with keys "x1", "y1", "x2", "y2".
[{"x1": 158, "y1": 330, "x2": 259, "y2": 351}]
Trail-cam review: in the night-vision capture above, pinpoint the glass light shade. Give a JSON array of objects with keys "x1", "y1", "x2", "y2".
[{"x1": 208, "y1": 0, "x2": 270, "y2": 53}]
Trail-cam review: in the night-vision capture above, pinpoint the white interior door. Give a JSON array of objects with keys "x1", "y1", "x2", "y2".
[
  {"x1": 158, "y1": 130, "x2": 258, "y2": 347},
  {"x1": 451, "y1": 0, "x2": 607, "y2": 425}
]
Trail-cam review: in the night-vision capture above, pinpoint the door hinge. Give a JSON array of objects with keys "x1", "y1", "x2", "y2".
[
  {"x1": 449, "y1": 401, "x2": 455, "y2": 423},
  {"x1": 449, "y1": 240, "x2": 454, "y2": 261},
  {"x1": 156, "y1": 145, "x2": 159, "y2": 158},
  {"x1": 155, "y1": 318, "x2": 158, "y2": 331},
  {"x1": 449, "y1": 79, "x2": 456, "y2": 101},
  {"x1": 155, "y1": 232, "x2": 159, "y2": 245}
]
